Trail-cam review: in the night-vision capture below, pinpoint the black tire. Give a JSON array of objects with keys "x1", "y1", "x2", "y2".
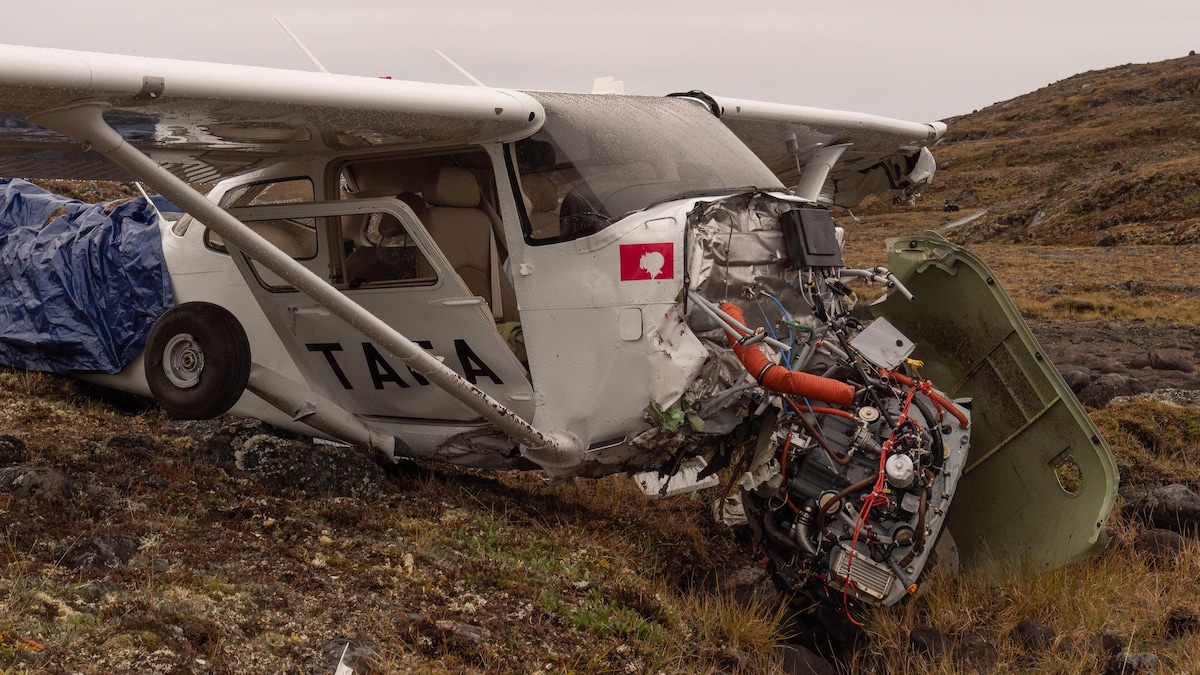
[{"x1": 145, "y1": 302, "x2": 251, "y2": 420}]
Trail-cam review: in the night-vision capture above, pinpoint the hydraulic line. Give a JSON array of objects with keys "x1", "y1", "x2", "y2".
[{"x1": 879, "y1": 369, "x2": 970, "y2": 429}]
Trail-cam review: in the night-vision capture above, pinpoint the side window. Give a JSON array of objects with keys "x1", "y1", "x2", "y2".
[
  {"x1": 207, "y1": 217, "x2": 319, "y2": 291},
  {"x1": 340, "y1": 212, "x2": 438, "y2": 289},
  {"x1": 204, "y1": 177, "x2": 316, "y2": 252},
  {"x1": 206, "y1": 176, "x2": 319, "y2": 257}
]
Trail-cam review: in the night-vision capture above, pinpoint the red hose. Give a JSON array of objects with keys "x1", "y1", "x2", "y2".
[
  {"x1": 720, "y1": 303, "x2": 855, "y2": 408},
  {"x1": 880, "y1": 368, "x2": 969, "y2": 429}
]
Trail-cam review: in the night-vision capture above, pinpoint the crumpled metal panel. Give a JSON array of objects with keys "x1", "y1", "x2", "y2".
[{"x1": 687, "y1": 192, "x2": 804, "y2": 315}]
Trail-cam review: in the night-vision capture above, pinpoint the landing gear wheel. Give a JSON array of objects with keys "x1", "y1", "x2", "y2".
[{"x1": 145, "y1": 302, "x2": 251, "y2": 420}]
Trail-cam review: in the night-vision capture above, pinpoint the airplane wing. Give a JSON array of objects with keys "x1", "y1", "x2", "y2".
[
  {"x1": 0, "y1": 44, "x2": 543, "y2": 183},
  {"x1": 707, "y1": 95, "x2": 947, "y2": 208}
]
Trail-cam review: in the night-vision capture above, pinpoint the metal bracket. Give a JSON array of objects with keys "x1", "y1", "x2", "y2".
[{"x1": 135, "y1": 76, "x2": 165, "y2": 102}]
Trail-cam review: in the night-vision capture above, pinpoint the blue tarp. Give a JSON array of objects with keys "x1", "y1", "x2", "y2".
[{"x1": 0, "y1": 179, "x2": 175, "y2": 374}]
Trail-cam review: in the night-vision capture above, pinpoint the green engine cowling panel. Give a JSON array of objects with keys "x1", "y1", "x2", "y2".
[{"x1": 872, "y1": 233, "x2": 1117, "y2": 575}]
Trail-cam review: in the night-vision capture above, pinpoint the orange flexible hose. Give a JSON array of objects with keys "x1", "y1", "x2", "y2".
[
  {"x1": 720, "y1": 303, "x2": 855, "y2": 408},
  {"x1": 879, "y1": 368, "x2": 970, "y2": 429}
]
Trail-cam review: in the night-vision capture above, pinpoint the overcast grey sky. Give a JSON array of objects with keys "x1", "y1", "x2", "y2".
[{"x1": 4, "y1": 0, "x2": 1197, "y2": 122}]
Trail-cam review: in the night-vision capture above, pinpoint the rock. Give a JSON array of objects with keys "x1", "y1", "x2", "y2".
[
  {"x1": 1148, "y1": 350, "x2": 1194, "y2": 373},
  {"x1": 1129, "y1": 484, "x2": 1200, "y2": 534},
  {"x1": 1118, "y1": 483, "x2": 1154, "y2": 504},
  {"x1": 1056, "y1": 364, "x2": 1093, "y2": 394},
  {"x1": 1079, "y1": 373, "x2": 1146, "y2": 408},
  {"x1": 1095, "y1": 231, "x2": 1117, "y2": 247},
  {"x1": 434, "y1": 620, "x2": 490, "y2": 648},
  {"x1": 1012, "y1": 620, "x2": 1055, "y2": 653},
  {"x1": 777, "y1": 644, "x2": 837, "y2": 675},
  {"x1": 910, "y1": 625, "x2": 951, "y2": 661},
  {"x1": 1104, "y1": 651, "x2": 1160, "y2": 674},
  {"x1": 700, "y1": 565, "x2": 780, "y2": 605},
  {"x1": 320, "y1": 638, "x2": 381, "y2": 674},
  {"x1": 1096, "y1": 628, "x2": 1128, "y2": 656},
  {"x1": 0, "y1": 466, "x2": 71, "y2": 499},
  {"x1": 0, "y1": 433, "x2": 28, "y2": 463},
  {"x1": 1133, "y1": 529, "x2": 1184, "y2": 567},
  {"x1": 233, "y1": 434, "x2": 386, "y2": 498},
  {"x1": 1118, "y1": 280, "x2": 1150, "y2": 296},
  {"x1": 1164, "y1": 609, "x2": 1200, "y2": 639},
  {"x1": 75, "y1": 579, "x2": 120, "y2": 603},
  {"x1": 103, "y1": 433, "x2": 159, "y2": 458},
  {"x1": 959, "y1": 632, "x2": 999, "y2": 674},
  {"x1": 1131, "y1": 351, "x2": 1194, "y2": 373},
  {"x1": 60, "y1": 534, "x2": 138, "y2": 570}
]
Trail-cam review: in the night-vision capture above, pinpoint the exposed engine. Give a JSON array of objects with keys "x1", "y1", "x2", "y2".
[{"x1": 684, "y1": 192, "x2": 972, "y2": 609}]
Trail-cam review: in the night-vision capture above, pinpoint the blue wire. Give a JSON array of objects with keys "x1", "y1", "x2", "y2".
[{"x1": 763, "y1": 292, "x2": 796, "y2": 364}]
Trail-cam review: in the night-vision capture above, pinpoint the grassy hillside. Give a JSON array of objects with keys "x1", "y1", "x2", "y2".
[
  {"x1": 846, "y1": 53, "x2": 1200, "y2": 247},
  {"x1": 838, "y1": 54, "x2": 1200, "y2": 325}
]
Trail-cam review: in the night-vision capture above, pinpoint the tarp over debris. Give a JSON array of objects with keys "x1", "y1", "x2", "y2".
[{"x1": 0, "y1": 179, "x2": 175, "y2": 374}]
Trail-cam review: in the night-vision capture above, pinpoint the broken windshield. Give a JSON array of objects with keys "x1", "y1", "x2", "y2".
[{"x1": 515, "y1": 92, "x2": 783, "y2": 242}]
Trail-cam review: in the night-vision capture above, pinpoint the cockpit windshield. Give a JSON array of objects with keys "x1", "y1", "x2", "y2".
[{"x1": 514, "y1": 92, "x2": 783, "y2": 242}]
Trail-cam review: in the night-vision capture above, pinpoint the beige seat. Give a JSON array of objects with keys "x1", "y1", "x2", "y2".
[
  {"x1": 522, "y1": 172, "x2": 560, "y2": 239},
  {"x1": 423, "y1": 167, "x2": 519, "y2": 321}
]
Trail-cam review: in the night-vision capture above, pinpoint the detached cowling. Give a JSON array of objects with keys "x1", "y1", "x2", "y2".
[{"x1": 872, "y1": 232, "x2": 1118, "y2": 575}]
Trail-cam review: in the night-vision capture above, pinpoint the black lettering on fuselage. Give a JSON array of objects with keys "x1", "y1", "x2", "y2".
[
  {"x1": 362, "y1": 343, "x2": 411, "y2": 390},
  {"x1": 455, "y1": 339, "x2": 504, "y2": 385},
  {"x1": 307, "y1": 343, "x2": 352, "y2": 389},
  {"x1": 304, "y1": 339, "x2": 503, "y2": 389}
]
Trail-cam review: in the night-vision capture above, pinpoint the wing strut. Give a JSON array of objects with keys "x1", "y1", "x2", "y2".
[{"x1": 28, "y1": 101, "x2": 585, "y2": 473}]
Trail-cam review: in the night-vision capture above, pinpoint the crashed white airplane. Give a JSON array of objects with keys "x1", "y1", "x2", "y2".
[{"x1": 0, "y1": 43, "x2": 1116, "y2": 610}]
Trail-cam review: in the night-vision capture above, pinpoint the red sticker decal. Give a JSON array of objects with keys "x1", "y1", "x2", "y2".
[{"x1": 619, "y1": 243, "x2": 675, "y2": 281}]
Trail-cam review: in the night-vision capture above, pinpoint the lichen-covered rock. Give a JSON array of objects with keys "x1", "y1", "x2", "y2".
[
  {"x1": 1104, "y1": 651, "x2": 1160, "y2": 674},
  {"x1": 60, "y1": 534, "x2": 138, "y2": 569},
  {"x1": 0, "y1": 465, "x2": 70, "y2": 499},
  {"x1": 233, "y1": 434, "x2": 386, "y2": 498},
  {"x1": 103, "y1": 433, "x2": 158, "y2": 458}
]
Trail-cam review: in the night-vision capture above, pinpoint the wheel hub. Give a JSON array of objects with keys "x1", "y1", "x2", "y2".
[{"x1": 162, "y1": 333, "x2": 204, "y2": 389}]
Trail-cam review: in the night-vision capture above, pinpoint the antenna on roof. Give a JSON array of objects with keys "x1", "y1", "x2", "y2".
[
  {"x1": 275, "y1": 17, "x2": 330, "y2": 74},
  {"x1": 435, "y1": 50, "x2": 486, "y2": 87}
]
